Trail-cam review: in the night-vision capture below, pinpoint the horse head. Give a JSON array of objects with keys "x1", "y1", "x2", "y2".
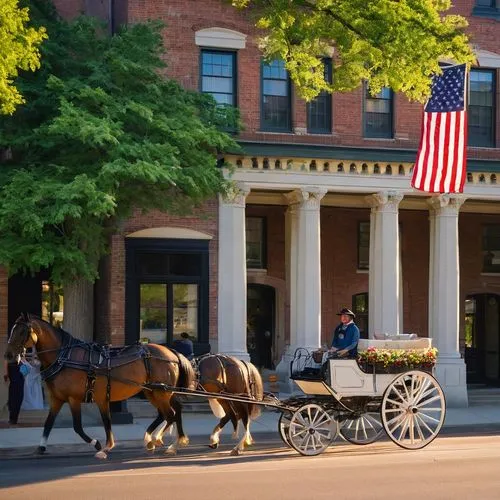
[{"x1": 4, "y1": 313, "x2": 36, "y2": 362}]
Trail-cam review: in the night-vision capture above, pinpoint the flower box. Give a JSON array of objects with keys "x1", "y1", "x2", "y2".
[{"x1": 357, "y1": 347, "x2": 438, "y2": 374}]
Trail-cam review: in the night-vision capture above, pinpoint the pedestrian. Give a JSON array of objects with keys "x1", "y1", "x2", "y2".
[
  {"x1": 329, "y1": 308, "x2": 360, "y2": 358},
  {"x1": 173, "y1": 332, "x2": 194, "y2": 360},
  {"x1": 3, "y1": 358, "x2": 25, "y2": 425},
  {"x1": 21, "y1": 353, "x2": 44, "y2": 410}
]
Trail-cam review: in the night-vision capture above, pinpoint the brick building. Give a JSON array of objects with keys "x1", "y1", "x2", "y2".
[{"x1": 2, "y1": 0, "x2": 500, "y2": 407}]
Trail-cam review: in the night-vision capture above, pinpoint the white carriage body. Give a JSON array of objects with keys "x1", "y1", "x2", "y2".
[{"x1": 293, "y1": 337, "x2": 433, "y2": 398}]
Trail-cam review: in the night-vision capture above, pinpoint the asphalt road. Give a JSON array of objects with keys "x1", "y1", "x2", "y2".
[{"x1": 1, "y1": 434, "x2": 500, "y2": 499}]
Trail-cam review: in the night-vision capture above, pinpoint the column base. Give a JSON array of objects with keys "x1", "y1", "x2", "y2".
[{"x1": 434, "y1": 356, "x2": 468, "y2": 408}]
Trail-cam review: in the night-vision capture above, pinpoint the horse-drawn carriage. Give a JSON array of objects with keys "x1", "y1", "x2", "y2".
[
  {"x1": 274, "y1": 337, "x2": 446, "y2": 455},
  {"x1": 5, "y1": 314, "x2": 445, "y2": 459}
]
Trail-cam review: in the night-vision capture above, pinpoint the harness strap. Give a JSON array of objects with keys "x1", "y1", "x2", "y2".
[{"x1": 142, "y1": 345, "x2": 152, "y2": 383}]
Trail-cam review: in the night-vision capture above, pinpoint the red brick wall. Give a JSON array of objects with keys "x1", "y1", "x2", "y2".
[
  {"x1": 0, "y1": 267, "x2": 8, "y2": 339},
  {"x1": 58, "y1": 1, "x2": 499, "y2": 155},
  {"x1": 123, "y1": 0, "x2": 499, "y2": 154}
]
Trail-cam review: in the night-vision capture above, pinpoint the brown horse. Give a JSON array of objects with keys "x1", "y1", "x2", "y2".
[
  {"x1": 150, "y1": 354, "x2": 264, "y2": 455},
  {"x1": 199, "y1": 354, "x2": 264, "y2": 455},
  {"x1": 4, "y1": 314, "x2": 195, "y2": 458}
]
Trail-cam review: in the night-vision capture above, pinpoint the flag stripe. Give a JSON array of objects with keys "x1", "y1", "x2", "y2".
[{"x1": 411, "y1": 64, "x2": 468, "y2": 194}]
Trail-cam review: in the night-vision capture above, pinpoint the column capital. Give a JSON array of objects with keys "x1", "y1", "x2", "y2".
[
  {"x1": 220, "y1": 182, "x2": 250, "y2": 208},
  {"x1": 284, "y1": 187, "x2": 327, "y2": 210},
  {"x1": 427, "y1": 194, "x2": 466, "y2": 215},
  {"x1": 366, "y1": 191, "x2": 404, "y2": 212}
]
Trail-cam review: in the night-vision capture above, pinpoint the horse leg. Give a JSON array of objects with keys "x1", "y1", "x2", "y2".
[
  {"x1": 231, "y1": 415, "x2": 240, "y2": 440},
  {"x1": 144, "y1": 411, "x2": 165, "y2": 451},
  {"x1": 67, "y1": 399, "x2": 104, "y2": 457},
  {"x1": 95, "y1": 400, "x2": 115, "y2": 459},
  {"x1": 230, "y1": 410, "x2": 251, "y2": 456},
  {"x1": 209, "y1": 413, "x2": 232, "y2": 449},
  {"x1": 171, "y1": 396, "x2": 189, "y2": 448},
  {"x1": 37, "y1": 397, "x2": 64, "y2": 455}
]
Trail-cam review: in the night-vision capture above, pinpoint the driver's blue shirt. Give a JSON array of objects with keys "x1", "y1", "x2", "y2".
[{"x1": 331, "y1": 322, "x2": 360, "y2": 357}]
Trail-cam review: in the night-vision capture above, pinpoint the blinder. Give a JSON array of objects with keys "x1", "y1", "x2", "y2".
[{"x1": 5, "y1": 315, "x2": 36, "y2": 360}]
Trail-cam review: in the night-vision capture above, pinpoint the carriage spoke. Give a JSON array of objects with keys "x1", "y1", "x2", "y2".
[
  {"x1": 416, "y1": 394, "x2": 442, "y2": 408},
  {"x1": 415, "y1": 412, "x2": 441, "y2": 425},
  {"x1": 415, "y1": 413, "x2": 434, "y2": 436}
]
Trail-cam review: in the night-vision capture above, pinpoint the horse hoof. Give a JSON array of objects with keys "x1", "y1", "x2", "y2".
[
  {"x1": 178, "y1": 436, "x2": 189, "y2": 447},
  {"x1": 208, "y1": 443, "x2": 219, "y2": 449},
  {"x1": 230, "y1": 448, "x2": 241, "y2": 456},
  {"x1": 95, "y1": 451, "x2": 108, "y2": 460},
  {"x1": 146, "y1": 441, "x2": 156, "y2": 451},
  {"x1": 36, "y1": 446, "x2": 46, "y2": 455},
  {"x1": 164, "y1": 447, "x2": 177, "y2": 456}
]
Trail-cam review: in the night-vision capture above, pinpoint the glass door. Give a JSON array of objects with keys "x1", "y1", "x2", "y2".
[
  {"x1": 172, "y1": 284, "x2": 198, "y2": 343},
  {"x1": 140, "y1": 284, "x2": 167, "y2": 344},
  {"x1": 139, "y1": 283, "x2": 199, "y2": 345}
]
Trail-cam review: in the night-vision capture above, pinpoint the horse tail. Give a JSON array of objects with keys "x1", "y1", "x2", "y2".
[
  {"x1": 177, "y1": 353, "x2": 196, "y2": 390},
  {"x1": 244, "y1": 361, "x2": 264, "y2": 420}
]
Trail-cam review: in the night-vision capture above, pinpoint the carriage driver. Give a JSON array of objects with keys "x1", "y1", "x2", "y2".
[{"x1": 329, "y1": 308, "x2": 360, "y2": 358}]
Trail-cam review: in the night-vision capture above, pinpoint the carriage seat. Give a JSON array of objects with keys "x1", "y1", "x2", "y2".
[{"x1": 358, "y1": 336, "x2": 432, "y2": 351}]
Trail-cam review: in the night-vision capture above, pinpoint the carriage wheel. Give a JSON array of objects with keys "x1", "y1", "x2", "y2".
[
  {"x1": 288, "y1": 404, "x2": 335, "y2": 456},
  {"x1": 278, "y1": 413, "x2": 292, "y2": 447},
  {"x1": 381, "y1": 370, "x2": 446, "y2": 450},
  {"x1": 339, "y1": 412, "x2": 384, "y2": 445}
]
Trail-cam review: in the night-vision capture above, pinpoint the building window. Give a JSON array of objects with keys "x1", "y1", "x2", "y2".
[
  {"x1": 358, "y1": 222, "x2": 370, "y2": 270},
  {"x1": 482, "y1": 225, "x2": 500, "y2": 273},
  {"x1": 472, "y1": 1, "x2": 500, "y2": 20},
  {"x1": 246, "y1": 217, "x2": 266, "y2": 269},
  {"x1": 201, "y1": 50, "x2": 236, "y2": 106},
  {"x1": 469, "y1": 69, "x2": 495, "y2": 148},
  {"x1": 261, "y1": 59, "x2": 291, "y2": 131},
  {"x1": 352, "y1": 293, "x2": 369, "y2": 339},
  {"x1": 307, "y1": 59, "x2": 332, "y2": 134},
  {"x1": 364, "y1": 85, "x2": 393, "y2": 138}
]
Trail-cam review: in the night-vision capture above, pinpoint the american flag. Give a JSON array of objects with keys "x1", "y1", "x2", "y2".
[{"x1": 411, "y1": 64, "x2": 467, "y2": 194}]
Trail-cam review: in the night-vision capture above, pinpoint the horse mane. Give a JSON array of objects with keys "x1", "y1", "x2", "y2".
[{"x1": 27, "y1": 314, "x2": 76, "y2": 345}]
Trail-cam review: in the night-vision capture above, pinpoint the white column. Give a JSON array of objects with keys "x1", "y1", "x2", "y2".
[
  {"x1": 285, "y1": 201, "x2": 299, "y2": 348},
  {"x1": 428, "y1": 195, "x2": 468, "y2": 407},
  {"x1": 276, "y1": 187, "x2": 326, "y2": 393},
  {"x1": 294, "y1": 187, "x2": 327, "y2": 350},
  {"x1": 366, "y1": 191, "x2": 403, "y2": 337},
  {"x1": 217, "y1": 183, "x2": 250, "y2": 360}
]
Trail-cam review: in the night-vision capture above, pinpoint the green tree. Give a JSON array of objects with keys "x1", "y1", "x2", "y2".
[
  {"x1": 0, "y1": 0, "x2": 46, "y2": 114},
  {"x1": 0, "y1": 2, "x2": 238, "y2": 340},
  {"x1": 232, "y1": 0, "x2": 474, "y2": 101}
]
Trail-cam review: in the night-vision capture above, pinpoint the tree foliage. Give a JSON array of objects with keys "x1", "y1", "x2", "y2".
[
  {"x1": 232, "y1": 0, "x2": 474, "y2": 101},
  {"x1": 0, "y1": 1, "x2": 238, "y2": 284},
  {"x1": 0, "y1": 0, "x2": 47, "y2": 114}
]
